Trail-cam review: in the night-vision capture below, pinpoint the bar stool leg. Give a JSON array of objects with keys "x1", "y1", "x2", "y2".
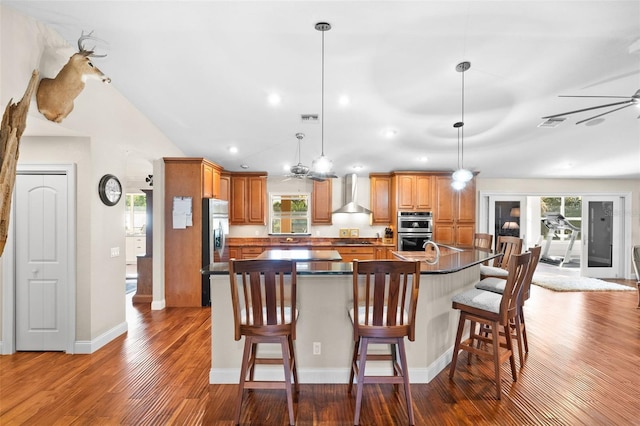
[
  {"x1": 280, "y1": 336, "x2": 295, "y2": 426},
  {"x1": 397, "y1": 338, "x2": 415, "y2": 425},
  {"x1": 354, "y1": 337, "x2": 369, "y2": 425}
]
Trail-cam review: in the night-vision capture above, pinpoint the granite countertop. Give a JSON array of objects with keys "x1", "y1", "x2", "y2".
[{"x1": 202, "y1": 246, "x2": 499, "y2": 276}]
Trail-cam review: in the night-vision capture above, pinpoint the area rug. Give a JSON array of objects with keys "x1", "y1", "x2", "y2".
[{"x1": 532, "y1": 272, "x2": 635, "y2": 292}]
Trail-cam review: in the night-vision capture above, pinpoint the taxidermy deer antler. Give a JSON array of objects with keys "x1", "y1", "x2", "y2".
[
  {"x1": 36, "y1": 31, "x2": 111, "y2": 123},
  {"x1": 0, "y1": 70, "x2": 39, "y2": 255}
]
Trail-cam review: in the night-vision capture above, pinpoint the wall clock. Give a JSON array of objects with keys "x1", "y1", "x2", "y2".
[{"x1": 98, "y1": 174, "x2": 122, "y2": 206}]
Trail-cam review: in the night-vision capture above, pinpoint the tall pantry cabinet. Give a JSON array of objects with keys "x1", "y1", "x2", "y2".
[{"x1": 163, "y1": 157, "x2": 222, "y2": 307}]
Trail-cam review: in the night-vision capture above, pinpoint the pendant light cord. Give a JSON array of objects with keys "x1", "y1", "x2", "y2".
[
  {"x1": 460, "y1": 67, "x2": 465, "y2": 168},
  {"x1": 321, "y1": 28, "x2": 325, "y2": 156}
]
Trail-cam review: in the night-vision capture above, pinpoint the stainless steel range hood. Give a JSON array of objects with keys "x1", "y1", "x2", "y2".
[{"x1": 333, "y1": 174, "x2": 372, "y2": 214}]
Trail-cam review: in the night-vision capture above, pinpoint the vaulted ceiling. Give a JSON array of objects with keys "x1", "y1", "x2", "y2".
[{"x1": 6, "y1": 1, "x2": 640, "y2": 180}]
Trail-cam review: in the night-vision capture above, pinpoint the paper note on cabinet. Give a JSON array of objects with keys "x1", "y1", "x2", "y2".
[{"x1": 173, "y1": 196, "x2": 193, "y2": 229}]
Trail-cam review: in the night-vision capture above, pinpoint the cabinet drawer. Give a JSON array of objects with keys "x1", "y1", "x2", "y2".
[
  {"x1": 241, "y1": 247, "x2": 263, "y2": 259},
  {"x1": 338, "y1": 247, "x2": 374, "y2": 254},
  {"x1": 337, "y1": 247, "x2": 374, "y2": 262}
]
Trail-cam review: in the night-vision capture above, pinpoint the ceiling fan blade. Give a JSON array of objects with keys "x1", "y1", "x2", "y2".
[
  {"x1": 574, "y1": 103, "x2": 635, "y2": 125},
  {"x1": 558, "y1": 95, "x2": 631, "y2": 99},
  {"x1": 542, "y1": 99, "x2": 633, "y2": 119}
]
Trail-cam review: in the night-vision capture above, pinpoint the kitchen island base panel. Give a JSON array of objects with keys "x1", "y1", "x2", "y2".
[{"x1": 209, "y1": 265, "x2": 479, "y2": 384}]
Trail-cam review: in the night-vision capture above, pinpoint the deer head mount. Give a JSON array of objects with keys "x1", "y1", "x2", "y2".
[{"x1": 36, "y1": 31, "x2": 111, "y2": 123}]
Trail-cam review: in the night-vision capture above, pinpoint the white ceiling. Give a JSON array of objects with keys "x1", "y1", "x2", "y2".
[{"x1": 6, "y1": 1, "x2": 640, "y2": 180}]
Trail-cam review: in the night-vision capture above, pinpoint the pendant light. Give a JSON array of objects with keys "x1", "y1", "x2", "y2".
[
  {"x1": 311, "y1": 22, "x2": 337, "y2": 179},
  {"x1": 451, "y1": 61, "x2": 473, "y2": 190}
]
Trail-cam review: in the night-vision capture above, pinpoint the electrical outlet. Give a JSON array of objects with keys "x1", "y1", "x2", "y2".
[
  {"x1": 313, "y1": 342, "x2": 321, "y2": 355},
  {"x1": 110, "y1": 247, "x2": 120, "y2": 257}
]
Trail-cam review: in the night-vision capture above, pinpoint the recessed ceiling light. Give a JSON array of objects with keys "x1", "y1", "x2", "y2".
[
  {"x1": 228, "y1": 146, "x2": 238, "y2": 154},
  {"x1": 418, "y1": 156, "x2": 428, "y2": 163},
  {"x1": 240, "y1": 164, "x2": 249, "y2": 169},
  {"x1": 383, "y1": 128, "x2": 397, "y2": 138},
  {"x1": 338, "y1": 95, "x2": 350, "y2": 106},
  {"x1": 352, "y1": 164, "x2": 363, "y2": 171},
  {"x1": 267, "y1": 93, "x2": 281, "y2": 106}
]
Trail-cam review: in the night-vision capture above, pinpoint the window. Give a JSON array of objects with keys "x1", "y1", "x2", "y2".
[
  {"x1": 269, "y1": 193, "x2": 310, "y2": 235},
  {"x1": 125, "y1": 193, "x2": 147, "y2": 235},
  {"x1": 540, "y1": 196, "x2": 581, "y2": 241}
]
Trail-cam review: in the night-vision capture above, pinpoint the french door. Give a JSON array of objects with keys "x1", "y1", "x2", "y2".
[
  {"x1": 488, "y1": 195, "x2": 527, "y2": 250},
  {"x1": 580, "y1": 196, "x2": 623, "y2": 278}
]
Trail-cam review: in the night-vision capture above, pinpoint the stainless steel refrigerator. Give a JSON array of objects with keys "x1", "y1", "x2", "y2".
[{"x1": 202, "y1": 198, "x2": 229, "y2": 306}]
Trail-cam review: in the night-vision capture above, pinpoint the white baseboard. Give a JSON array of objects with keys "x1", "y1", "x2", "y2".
[
  {"x1": 73, "y1": 321, "x2": 128, "y2": 354},
  {"x1": 151, "y1": 299, "x2": 165, "y2": 310},
  {"x1": 209, "y1": 352, "x2": 456, "y2": 385}
]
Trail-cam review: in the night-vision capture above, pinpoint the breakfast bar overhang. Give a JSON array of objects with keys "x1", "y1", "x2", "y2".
[{"x1": 203, "y1": 247, "x2": 499, "y2": 384}]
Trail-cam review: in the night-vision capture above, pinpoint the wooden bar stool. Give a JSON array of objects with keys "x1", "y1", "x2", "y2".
[
  {"x1": 475, "y1": 245, "x2": 542, "y2": 365},
  {"x1": 480, "y1": 235, "x2": 522, "y2": 280},
  {"x1": 348, "y1": 260, "x2": 421, "y2": 425},
  {"x1": 449, "y1": 252, "x2": 530, "y2": 399},
  {"x1": 473, "y1": 233, "x2": 493, "y2": 250},
  {"x1": 228, "y1": 259, "x2": 299, "y2": 426}
]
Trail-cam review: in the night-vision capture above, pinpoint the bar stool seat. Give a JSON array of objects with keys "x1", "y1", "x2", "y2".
[{"x1": 475, "y1": 276, "x2": 507, "y2": 293}]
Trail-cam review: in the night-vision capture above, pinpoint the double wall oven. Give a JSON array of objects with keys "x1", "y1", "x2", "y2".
[{"x1": 397, "y1": 211, "x2": 433, "y2": 251}]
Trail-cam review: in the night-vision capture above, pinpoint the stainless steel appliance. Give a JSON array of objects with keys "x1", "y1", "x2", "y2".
[
  {"x1": 202, "y1": 198, "x2": 229, "y2": 306},
  {"x1": 397, "y1": 211, "x2": 432, "y2": 251}
]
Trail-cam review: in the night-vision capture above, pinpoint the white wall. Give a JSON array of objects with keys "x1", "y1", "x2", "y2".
[{"x1": 0, "y1": 6, "x2": 182, "y2": 351}]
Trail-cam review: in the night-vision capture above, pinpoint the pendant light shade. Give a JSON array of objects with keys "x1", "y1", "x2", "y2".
[
  {"x1": 452, "y1": 61, "x2": 472, "y2": 190},
  {"x1": 310, "y1": 22, "x2": 337, "y2": 179}
]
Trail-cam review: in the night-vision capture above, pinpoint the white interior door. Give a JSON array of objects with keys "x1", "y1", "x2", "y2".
[
  {"x1": 15, "y1": 173, "x2": 69, "y2": 351},
  {"x1": 580, "y1": 196, "x2": 622, "y2": 278}
]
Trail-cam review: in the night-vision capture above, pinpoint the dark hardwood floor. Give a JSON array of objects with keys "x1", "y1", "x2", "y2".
[{"x1": 1, "y1": 279, "x2": 638, "y2": 425}]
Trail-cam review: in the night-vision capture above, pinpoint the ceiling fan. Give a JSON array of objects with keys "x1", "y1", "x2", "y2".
[
  {"x1": 283, "y1": 133, "x2": 326, "y2": 182},
  {"x1": 542, "y1": 88, "x2": 640, "y2": 125}
]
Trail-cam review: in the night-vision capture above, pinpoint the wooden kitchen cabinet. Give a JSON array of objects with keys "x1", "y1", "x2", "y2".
[
  {"x1": 163, "y1": 157, "x2": 223, "y2": 307},
  {"x1": 219, "y1": 172, "x2": 230, "y2": 201},
  {"x1": 228, "y1": 247, "x2": 240, "y2": 260},
  {"x1": 433, "y1": 175, "x2": 476, "y2": 247},
  {"x1": 393, "y1": 173, "x2": 433, "y2": 211},
  {"x1": 337, "y1": 247, "x2": 375, "y2": 262},
  {"x1": 230, "y1": 172, "x2": 267, "y2": 225},
  {"x1": 369, "y1": 173, "x2": 392, "y2": 225},
  {"x1": 374, "y1": 246, "x2": 388, "y2": 259},
  {"x1": 241, "y1": 247, "x2": 263, "y2": 259},
  {"x1": 311, "y1": 180, "x2": 332, "y2": 224},
  {"x1": 202, "y1": 160, "x2": 222, "y2": 199}
]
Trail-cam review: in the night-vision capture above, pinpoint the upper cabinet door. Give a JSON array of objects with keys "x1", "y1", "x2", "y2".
[
  {"x1": 434, "y1": 176, "x2": 455, "y2": 222},
  {"x1": 415, "y1": 175, "x2": 433, "y2": 210},
  {"x1": 369, "y1": 174, "x2": 391, "y2": 224},
  {"x1": 312, "y1": 180, "x2": 333, "y2": 224},
  {"x1": 396, "y1": 175, "x2": 416, "y2": 210}
]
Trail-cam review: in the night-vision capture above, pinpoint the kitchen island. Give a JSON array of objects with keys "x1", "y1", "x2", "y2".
[{"x1": 203, "y1": 246, "x2": 498, "y2": 384}]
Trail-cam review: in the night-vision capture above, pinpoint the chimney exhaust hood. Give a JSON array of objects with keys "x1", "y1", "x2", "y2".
[{"x1": 333, "y1": 174, "x2": 372, "y2": 214}]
